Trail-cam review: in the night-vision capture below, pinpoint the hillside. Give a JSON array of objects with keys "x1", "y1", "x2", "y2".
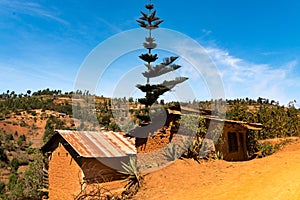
[
  {"x1": 0, "y1": 90, "x2": 299, "y2": 199},
  {"x1": 0, "y1": 90, "x2": 115, "y2": 199}
]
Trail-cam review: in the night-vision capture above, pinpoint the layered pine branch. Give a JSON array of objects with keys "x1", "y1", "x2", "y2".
[{"x1": 136, "y1": 2, "x2": 188, "y2": 117}]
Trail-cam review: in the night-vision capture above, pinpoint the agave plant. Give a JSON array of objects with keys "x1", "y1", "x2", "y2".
[
  {"x1": 213, "y1": 151, "x2": 224, "y2": 160},
  {"x1": 120, "y1": 157, "x2": 143, "y2": 197},
  {"x1": 164, "y1": 143, "x2": 178, "y2": 161}
]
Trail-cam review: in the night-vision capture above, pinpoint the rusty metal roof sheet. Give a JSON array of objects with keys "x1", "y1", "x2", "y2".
[{"x1": 56, "y1": 130, "x2": 136, "y2": 158}]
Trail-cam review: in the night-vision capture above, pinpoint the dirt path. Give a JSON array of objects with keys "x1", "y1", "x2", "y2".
[{"x1": 134, "y1": 140, "x2": 300, "y2": 200}]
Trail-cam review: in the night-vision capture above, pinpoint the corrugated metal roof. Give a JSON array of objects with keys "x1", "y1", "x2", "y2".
[{"x1": 56, "y1": 130, "x2": 136, "y2": 158}]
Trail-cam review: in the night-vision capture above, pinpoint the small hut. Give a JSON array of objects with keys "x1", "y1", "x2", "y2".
[
  {"x1": 205, "y1": 117, "x2": 262, "y2": 161},
  {"x1": 41, "y1": 130, "x2": 136, "y2": 200}
]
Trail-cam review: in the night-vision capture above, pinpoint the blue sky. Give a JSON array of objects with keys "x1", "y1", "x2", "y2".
[{"x1": 1, "y1": 0, "x2": 300, "y2": 105}]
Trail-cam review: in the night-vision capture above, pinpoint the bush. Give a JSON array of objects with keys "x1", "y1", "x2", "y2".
[
  {"x1": 8, "y1": 173, "x2": 24, "y2": 198},
  {"x1": 0, "y1": 147, "x2": 8, "y2": 162},
  {"x1": 257, "y1": 142, "x2": 276, "y2": 157},
  {"x1": 26, "y1": 148, "x2": 36, "y2": 155},
  {"x1": 18, "y1": 134, "x2": 26, "y2": 144},
  {"x1": 10, "y1": 158, "x2": 19, "y2": 172},
  {"x1": 109, "y1": 122, "x2": 121, "y2": 132},
  {"x1": 0, "y1": 181, "x2": 6, "y2": 194},
  {"x1": 22, "y1": 152, "x2": 44, "y2": 198},
  {"x1": 8, "y1": 173, "x2": 18, "y2": 191},
  {"x1": 5, "y1": 134, "x2": 13, "y2": 141},
  {"x1": 20, "y1": 120, "x2": 27, "y2": 127}
]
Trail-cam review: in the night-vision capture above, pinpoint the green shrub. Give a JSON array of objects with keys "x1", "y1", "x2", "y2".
[
  {"x1": 8, "y1": 173, "x2": 24, "y2": 198},
  {"x1": 20, "y1": 120, "x2": 27, "y2": 127},
  {"x1": 0, "y1": 147, "x2": 8, "y2": 162},
  {"x1": 17, "y1": 134, "x2": 26, "y2": 146},
  {"x1": 258, "y1": 142, "x2": 276, "y2": 157},
  {"x1": 22, "y1": 152, "x2": 44, "y2": 198},
  {"x1": 5, "y1": 134, "x2": 13, "y2": 141},
  {"x1": 10, "y1": 158, "x2": 19, "y2": 172},
  {"x1": 8, "y1": 173, "x2": 18, "y2": 191},
  {"x1": 26, "y1": 148, "x2": 36, "y2": 155},
  {"x1": 0, "y1": 181, "x2": 6, "y2": 194}
]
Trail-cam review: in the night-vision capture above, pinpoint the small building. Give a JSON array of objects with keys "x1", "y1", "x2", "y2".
[
  {"x1": 132, "y1": 106, "x2": 262, "y2": 162},
  {"x1": 41, "y1": 130, "x2": 136, "y2": 200},
  {"x1": 205, "y1": 117, "x2": 262, "y2": 161}
]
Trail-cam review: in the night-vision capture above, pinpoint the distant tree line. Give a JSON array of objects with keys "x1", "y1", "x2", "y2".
[
  {"x1": 0, "y1": 89, "x2": 73, "y2": 118},
  {"x1": 225, "y1": 97, "x2": 300, "y2": 139}
]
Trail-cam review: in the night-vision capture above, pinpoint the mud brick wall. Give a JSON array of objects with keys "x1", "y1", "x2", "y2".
[
  {"x1": 48, "y1": 143, "x2": 83, "y2": 200},
  {"x1": 136, "y1": 114, "x2": 180, "y2": 154}
]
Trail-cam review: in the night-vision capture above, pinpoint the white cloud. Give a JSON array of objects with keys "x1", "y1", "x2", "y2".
[
  {"x1": 206, "y1": 47, "x2": 299, "y2": 105},
  {"x1": 0, "y1": 0, "x2": 68, "y2": 24}
]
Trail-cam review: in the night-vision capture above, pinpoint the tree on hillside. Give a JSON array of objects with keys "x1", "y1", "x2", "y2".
[
  {"x1": 135, "y1": 1, "x2": 188, "y2": 124},
  {"x1": 26, "y1": 90, "x2": 31, "y2": 96},
  {"x1": 43, "y1": 119, "x2": 55, "y2": 143},
  {"x1": 22, "y1": 152, "x2": 44, "y2": 198}
]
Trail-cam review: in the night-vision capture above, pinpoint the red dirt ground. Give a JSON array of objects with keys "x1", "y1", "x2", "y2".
[{"x1": 134, "y1": 140, "x2": 300, "y2": 200}]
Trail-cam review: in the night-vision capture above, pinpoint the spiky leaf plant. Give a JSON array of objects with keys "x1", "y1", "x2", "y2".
[{"x1": 120, "y1": 157, "x2": 143, "y2": 197}]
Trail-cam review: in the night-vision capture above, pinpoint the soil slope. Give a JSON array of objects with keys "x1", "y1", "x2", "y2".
[{"x1": 134, "y1": 140, "x2": 300, "y2": 200}]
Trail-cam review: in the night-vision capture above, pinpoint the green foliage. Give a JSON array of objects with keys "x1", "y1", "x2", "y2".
[
  {"x1": 226, "y1": 104, "x2": 254, "y2": 122},
  {"x1": 0, "y1": 89, "x2": 73, "y2": 117},
  {"x1": 246, "y1": 130, "x2": 259, "y2": 156},
  {"x1": 180, "y1": 114, "x2": 207, "y2": 160},
  {"x1": 7, "y1": 173, "x2": 18, "y2": 191},
  {"x1": 14, "y1": 131, "x2": 18, "y2": 137},
  {"x1": 226, "y1": 98, "x2": 300, "y2": 140},
  {"x1": 257, "y1": 142, "x2": 277, "y2": 157},
  {"x1": 43, "y1": 116, "x2": 67, "y2": 142},
  {"x1": 4, "y1": 134, "x2": 13, "y2": 142},
  {"x1": 109, "y1": 122, "x2": 121, "y2": 132},
  {"x1": 3, "y1": 153, "x2": 44, "y2": 199},
  {"x1": 128, "y1": 97, "x2": 134, "y2": 103},
  {"x1": 22, "y1": 152, "x2": 44, "y2": 198},
  {"x1": 10, "y1": 158, "x2": 19, "y2": 172},
  {"x1": 25, "y1": 147, "x2": 36, "y2": 155},
  {"x1": 17, "y1": 134, "x2": 26, "y2": 146},
  {"x1": 0, "y1": 146, "x2": 8, "y2": 162},
  {"x1": 0, "y1": 181, "x2": 5, "y2": 195},
  {"x1": 8, "y1": 176, "x2": 24, "y2": 199},
  {"x1": 19, "y1": 120, "x2": 27, "y2": 127},
  {"x1": 43, "y1": 118, "x2": 54, "y2": 143}
]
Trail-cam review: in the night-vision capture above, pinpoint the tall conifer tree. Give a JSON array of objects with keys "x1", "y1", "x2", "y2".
[{"x1": 136, "y1": 0, "x2": 188, "y2": 123}]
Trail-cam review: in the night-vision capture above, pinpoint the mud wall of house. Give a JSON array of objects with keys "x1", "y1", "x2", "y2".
[
  {"x1": 136, "y1": 114, "x2": 180, "y2": 153},
  {"x1": 136, "y1": 130, "x2": 171, "y2": 153},
  {"x1": 81, "y1": 158, "x2": 125, "y2": 183},
  {"x1": 48, "y1": 143, "x2": 83, "y2": 200},
  {"x1": 214, "y1": 123, "x2": 248, "y2": 161}
]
